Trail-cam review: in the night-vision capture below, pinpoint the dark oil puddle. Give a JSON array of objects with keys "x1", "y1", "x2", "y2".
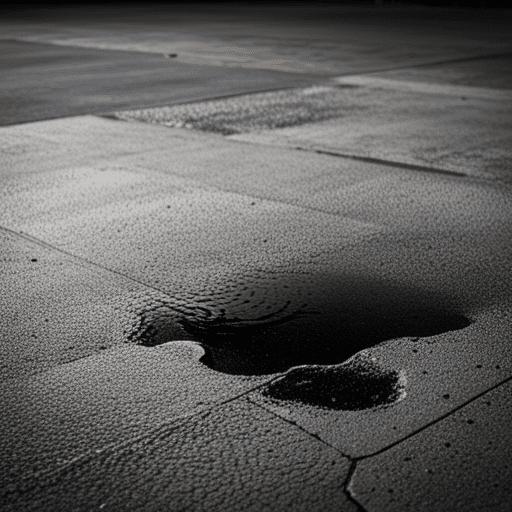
[{"x1": 127, "y1": 273, "x2": 470, "y2": 409}]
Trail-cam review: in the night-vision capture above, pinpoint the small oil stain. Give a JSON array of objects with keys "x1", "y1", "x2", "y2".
[
  {"x1": 335, "y1": 84, "x2": 360, "y2": 89},
  {"x1": 262, "y1": 355, "x2": 406, "y2": 410}
]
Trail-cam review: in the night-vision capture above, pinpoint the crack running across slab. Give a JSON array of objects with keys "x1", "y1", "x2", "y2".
[
  {"x1": 351, "y1": 373, "x2": 512, "y2": 463},
  {"x1": 247, "y1": 397, "x2": 353, "y2": 458},
  {"x1": 344, "y1": 460, "x2": 369, "y2": 512},
  {"x1": 248, "y1": 397, "x2": 366, "y2": 511},
  {"x1": 343, "y1": 375, "x2": 512, "y2": 510},
  {"x1": 295, "y1": 147, "x2": 468, "y2": 178}
]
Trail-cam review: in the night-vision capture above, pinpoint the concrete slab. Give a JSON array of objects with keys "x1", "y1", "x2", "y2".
[
  {"x1": 349, "y1": 378, "x2": 512, "y2": 511},
  {"x1": 0, "y1": 39, "x2": 318, "y2": 126},
  {"x1": 0, "y1": 342, "x2": 268, "y2": 487},
  {"x1": 227, "y1": 84, "x2": 512, "y2": 182},
  {"x1": 1, "y1": 398, "x2": 355, "y2": 512},
  {"x1": 0, "y1": 227, "x2": 275, "y2": 488},
  {"x1": 4, "y1": 5, "x2": 512, "y2": 74},
  {"x1": 0, "y1": 114, "x2": 388, "y2": 197},
  {"x1": 4, "y1": 119, "x2": 510, "y2": 303},
  {"x1": 248, "y1": 306, "x2": 512, "y2": 457},
  {"x1": 112, "y1": 85, "x2": 355, "y2": 135},
  {"x1": 5, "y1": 163, "x2": 510, "y2": 316},
  {"x1": 333, "y1": 75, "x2": 512, "y2": 100},
  {"x1": 105, "y1": 72, "x2": 511, "y2": 182},
  {"x1": 0, "y1": 115, "x2": 224, "y2": 177},
  {"x1": 1, "y1": 7, "x2": 512, "y2": 507},
  {"x1": 0, "y1": 227, "x2": 137, "y2": 378},
  {"x1": 2, "y1": 117, "x2": 511, "y2": 462},
  {"x1": 0, "y1": 133, "x2": 382, "y2": 297},
  {"x1": 371, "y1": 52, "x2": 512, "y2": 90}
]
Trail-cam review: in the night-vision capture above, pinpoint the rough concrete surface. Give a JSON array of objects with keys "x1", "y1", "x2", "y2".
[
  {"x1": 2, "y1": 399, "x2": 355, "y2": 512},
  {"x1": 0, "y1": 228, "x2": 137, "y2": 378},
  {"x1": 1, "y1": 4, "x2": 512, "y2": 511},
  {"x1": 227, "y1": 84, "x2": 512, "y2": 182},
  {"x1": 350, "y1": 379, "x2": 512, "y2": 511},
  {"x1": 0, "y1": 341, "x2": 268, "y2": 486}
]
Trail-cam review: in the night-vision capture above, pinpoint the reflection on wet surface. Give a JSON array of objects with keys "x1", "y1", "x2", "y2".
[{"x1": 127, "y1": 272, "x2": 470, "y2": 409}]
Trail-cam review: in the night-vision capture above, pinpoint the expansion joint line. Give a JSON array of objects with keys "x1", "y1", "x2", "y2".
[
  {"x1": 356, "y1": 372, "x2": 512, "y2": 462},
  {"x1": 293, "y1": 146, "x2": 512, "y2": 187},
  {"x1": 0, "y1": 225, "x2": 183, "y2": 303},
  {"x1": 295, "y1": 146, "x2": 467, "y2": 178},
  {"x1": 247, "y1": 397, "x2": 354, "y2": 459},
  {"x1": 253, "y1": 398, "x2": 369, "y2": 512},
  {"x1": 0, "y1": 225, "x2": 310, "y2": 416},
  {"x1": 247, "y1": 395, "x2": 370, "y2": 511},
  {"x1": 342, "y1": 49, "x2": 512, "y2": 78},
  {"x1": 342, "y1": 372, "x2": 512, "y2": 510}
]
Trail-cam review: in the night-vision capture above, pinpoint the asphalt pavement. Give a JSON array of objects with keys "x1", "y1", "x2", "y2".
[{"x1": 1, "y1": 4, "x2": 512, "y2": 511}]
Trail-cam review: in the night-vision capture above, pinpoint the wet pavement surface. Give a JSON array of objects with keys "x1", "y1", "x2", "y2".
[
  {"x1": 0, "y1": 39, "x2": 319, "y2": 126},
  {"x1": 1, "y1": 4, "x2": 512, "y2": 512}
]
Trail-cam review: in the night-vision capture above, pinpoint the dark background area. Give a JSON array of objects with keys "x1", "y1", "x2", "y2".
[{"x1": 2, "y1": 0, "x2": 511, "y2": 13}]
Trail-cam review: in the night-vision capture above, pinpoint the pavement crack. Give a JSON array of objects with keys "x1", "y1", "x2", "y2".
[
  {"x1": 344, "y1": 460, "x2": 368, "y2": 512},
  {"x1": 0, "y1": 383, "x2": 277, "y2": 500},
  {"x1": 246, "y1": 396, "x2": 354, "y2": 459},
  {"x1": 354, "y1": 373, "x2": 512, "y2": 462}
]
